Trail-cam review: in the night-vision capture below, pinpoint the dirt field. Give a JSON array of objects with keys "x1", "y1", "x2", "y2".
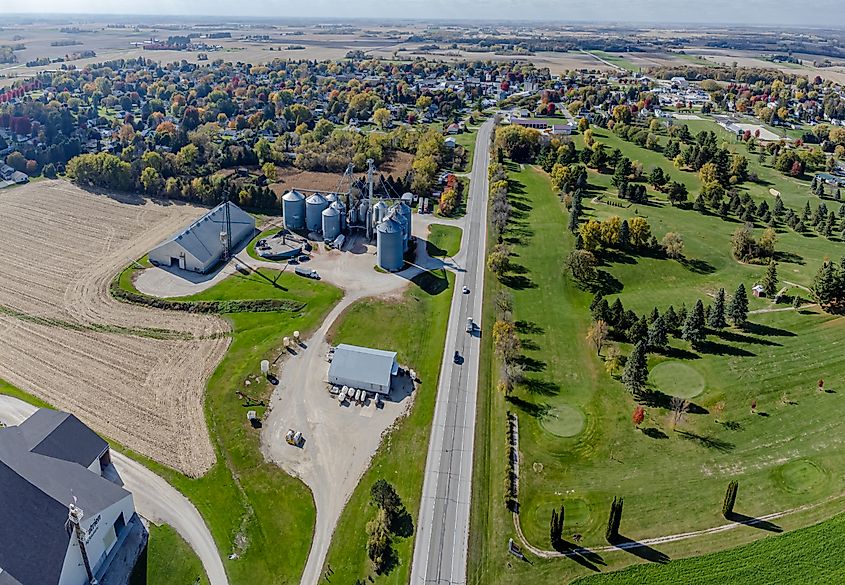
[{"x1": 0, "y1": 180, "x2": 229, "y2": 476}]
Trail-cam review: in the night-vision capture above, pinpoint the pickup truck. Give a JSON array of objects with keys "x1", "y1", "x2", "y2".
[{"x1": 294, "y1": 267, "x2": 320, "y2": 279}]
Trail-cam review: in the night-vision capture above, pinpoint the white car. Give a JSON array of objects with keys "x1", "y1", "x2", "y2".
[{"x1": 462, "y1": 286, "x2": 470, "y2": 294}]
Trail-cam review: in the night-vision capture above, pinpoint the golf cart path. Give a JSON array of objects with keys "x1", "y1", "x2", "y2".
[
  {"x1": 511, "y1": 493, "x2": 840, "y2": 560},
  {"x1": 0, "y1": 395, "x2": 227, "y2": 585}
]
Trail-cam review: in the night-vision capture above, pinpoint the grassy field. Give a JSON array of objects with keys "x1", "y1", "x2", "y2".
[
  {"x1": 426, "y1": 223, "x2": 463, "y2": 257},
  {"x1": 575, "y1": 511, "x2": 845, "y2": 585},
  {"x1": 468, "y1": 157, "x2": 845, "y2": 584},
  {"x1": 589, "y1": 51, "x2": 639, "y2": 72},
  {"x1": 116, "y1": 268, "x2": 342, "y2": 584},
  {"x1": 131, "y1": 524, "x2": 210, "y2": 585},
  {"x1": 322, "y1": 269, "x2": 455, "y2": 583}
]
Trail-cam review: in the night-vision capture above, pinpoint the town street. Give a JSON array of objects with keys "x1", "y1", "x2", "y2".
[{"x1": 411, "y1": 118, "x2": 493, "y2": 584}]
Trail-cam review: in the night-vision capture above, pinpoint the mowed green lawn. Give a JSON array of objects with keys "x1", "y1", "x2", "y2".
[
  {"x1": 119, "y1": 268, "x2": 342, "y2": 585},
  {"x1": 323, "y1": 269, "x2": 455, "y2": 583},
  {"x1": 574, "y1": 511, "x2": 845, "y2": 585},
  {"x1": 469, "y1": 162, "x2": 845, "y2": 584},
  {"x1": 426, "y1": 223, "x2": 463, "y2": 257},
  {"x1": 131, "y1": 524, "x2": 209, "y2": 585}
]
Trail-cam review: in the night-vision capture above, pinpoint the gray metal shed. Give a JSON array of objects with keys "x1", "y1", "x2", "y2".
[{"x1": 328, "y1": 344, "x2": 398, "y2": 395}]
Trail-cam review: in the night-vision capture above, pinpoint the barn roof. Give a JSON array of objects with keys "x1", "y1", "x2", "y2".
[
  {"x1": 328, "y1": 344, "x2": 397, "y2": 390},
  {"x1": 154, "y1": 201, "x2": 255, "y2": 265}
]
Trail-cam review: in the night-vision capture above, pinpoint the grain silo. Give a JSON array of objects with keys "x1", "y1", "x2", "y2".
[
  {"x1": 306, "y1": 193, "x2": 329, "y2": 233},
  {"x1": 325, "y1": 192, "x2": 339, "y2": 205},
  {"x1": 398, "y1": 201, "x2": 413, "y2": 246},
  {"x1": 331, "y1": 200, "x2": 347, "y2": 229},
  {"x1": 377, "y1": 213, "x2": 404, "y2": 271},
  {"x1": 322, "y1": 205, "x2": 341, "y2": 241},
  {"x1": 390, "y1": 203, "x2": 410, "y2": 252},
  {"x1": 373, "y1": 200, "x2": 388, "y2": 225},
  {"x1": 282, "y1": 190, "x2": 306, "y2": 231}
]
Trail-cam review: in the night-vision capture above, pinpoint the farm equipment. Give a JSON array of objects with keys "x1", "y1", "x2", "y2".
[{"x1": 285, "y1": 429, "x2": 303, "y2": 447}]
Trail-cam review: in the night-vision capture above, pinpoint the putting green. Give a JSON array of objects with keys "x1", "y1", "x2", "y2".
[
  {"x1": 774, "y1": 459, "x2": 828, "y2": 495},
  {"x1": 650, "y1": 360, "x2": 706, "y2": 399},
  {"x1": 562, "y1": 497, "x2": 591, "y2": 530},
  {"x1": 541, "y1": 405, "x2": 585, "y2": 438}
]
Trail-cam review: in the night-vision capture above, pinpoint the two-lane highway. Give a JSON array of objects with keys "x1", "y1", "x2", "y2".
[{"x1": 411, "y1": 118, "x2": 494, "y2": 584}]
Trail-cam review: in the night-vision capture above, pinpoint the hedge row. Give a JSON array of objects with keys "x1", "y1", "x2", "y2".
[{"x1": 110, "y1": 273, "x2": 305, "y2": 314}]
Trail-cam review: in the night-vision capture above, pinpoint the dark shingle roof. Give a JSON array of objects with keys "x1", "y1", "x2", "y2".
[
  {"x1": 0, "y1": 410, "x2": 131, "y2": 585},
  {"x1": 18, "y1": 409, "x2": 107, "y2": 468}
]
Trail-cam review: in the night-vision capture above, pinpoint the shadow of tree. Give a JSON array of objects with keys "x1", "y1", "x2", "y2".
[
  {"x1": 642, "y1": 427, "x2": 669, "y2": 439},
  {"x1": 505, "y1": 395, "x2": 550, "y2": 418},
  {"x1": 516, "y1": 320, "x2": 545, "y2": 335},
  {"x1": 713, "y1": 329, "x2": 781, "y2": 347},
  {"x1": 726, "y1": 512, "x2": 783, "y2": 533},
  {"x1": 556, "y1": 540, "x2": 607, "y2": 572},
  {"x1": 675, "y1": 429, "x2": 735, "y2": 452},
  {"x1": 514, "y1": 354, "x2": 546, "y2": 372},
  {"x1": 743, "y1": 322, "x2": 797, "y2": 338},
  {"x1": 611, "y1": 535, "x2": 670, "y2": 564},
  {"x1": 521, "y1": 377, "x2": 561, "y2": 396},
  {"x1": 679, "y1": 257, "x2": 717, "y2": 274},
  {"x1": 637, "y1": 389, "x2": 709, "y2": 415},
  {"x1": 697, "y1": 339, "x2": 756, "y2": 357},
  {"x1": 774, "y1": 250, "x2": 805, "y2": 265}
]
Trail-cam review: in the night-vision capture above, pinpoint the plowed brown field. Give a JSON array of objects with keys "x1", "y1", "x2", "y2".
[{"x1": 0, "y1": 180, "x2": 229, "y2": 476}]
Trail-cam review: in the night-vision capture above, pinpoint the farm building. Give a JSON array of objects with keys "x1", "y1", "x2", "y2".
[
  {"x1": 328, "y1": 344, "x2": 398, "y2": 395},
  {"x1": 149, "y1": 201, "x2": 256, "y2": 273},
  {"x1": 0, "y1": 408, "x2": 146, "y2": 585}
]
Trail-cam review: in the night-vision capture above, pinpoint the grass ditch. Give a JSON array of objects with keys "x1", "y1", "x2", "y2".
[{"x1": 426, "y1": 224, "x2": 463, "y2": 258}]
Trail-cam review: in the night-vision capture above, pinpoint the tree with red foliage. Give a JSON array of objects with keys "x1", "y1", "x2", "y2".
[
  {"x1": 789, "y1": 160, "x2": 803, "y2": 177},
  {"x1": 632, "y1": 406, "x2": 645, "y2": 428}
]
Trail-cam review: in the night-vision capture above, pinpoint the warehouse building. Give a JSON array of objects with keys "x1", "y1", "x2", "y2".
[
  {"x1": 328, "y1": 344, "x2": 398, "y2": 395},
  {"x1": 0, "y1": 408, "x2": 146, "y2": 585},
  {"x1": 149, "y1": 201, "x2": 256, "y2": 273}
]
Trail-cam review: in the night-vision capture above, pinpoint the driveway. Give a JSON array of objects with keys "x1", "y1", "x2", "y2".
[{"x1": 0, "y1": 395, "x2": 228, "y2": 585}]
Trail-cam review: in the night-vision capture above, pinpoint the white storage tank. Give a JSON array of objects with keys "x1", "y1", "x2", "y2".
[
  {"x1": 306, "y1": 193, "x2": 329, "y2": 233},
  {"x1": 377, "y1": 213, "x2": 405, "y2": 271},
  {"x1": 325, "y1": 192, "x2": 339, "y2": 205},
  {"x1": 322, "y1": 205, "x2": 342, "y2": 241},
  {"x1": 282, "y1": 190, "x2": 306, "y2": 231}
]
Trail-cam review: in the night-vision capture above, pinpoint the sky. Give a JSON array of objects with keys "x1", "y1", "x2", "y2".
[{"x1": 3, "y1": 0, "x2": 844, "y2": 27}]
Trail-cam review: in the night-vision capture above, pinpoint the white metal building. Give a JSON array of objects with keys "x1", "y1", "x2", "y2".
[
  {"x1": 328, "y1": 344, "x2": 398, "y2": 395},
  {"x1": 148, "y1": 201, "x2": 256, "y2": 273}
]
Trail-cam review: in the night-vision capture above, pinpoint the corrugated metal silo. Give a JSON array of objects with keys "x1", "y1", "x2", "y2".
[
  {"x1": 331, "y1": 200, "x2": 347, "y2": 229},
  {"x1": 373, "y1": 200, "x2": 388, "y2": 225},
  {"x1": 282, "y1": 190, "x2": 306, "y2": 231},
  {"x1": 390, "y1": 203, "x2": 410, "y2": 251},
  {"x1": 325, "y1": 192, "x2": 339, "y2": 205},
  {"x1": 398, "y1": 201, "x2": 413, "y2": 244},
  {"x1": 322, "y1": 205, "x2": 341, "y2": 241},
  {"x1": 377, "y1": 213, "x2": 404, "y2": 271},
  {"x1": 305, "y1": 193, "x2": 329, "y2": 232}
]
